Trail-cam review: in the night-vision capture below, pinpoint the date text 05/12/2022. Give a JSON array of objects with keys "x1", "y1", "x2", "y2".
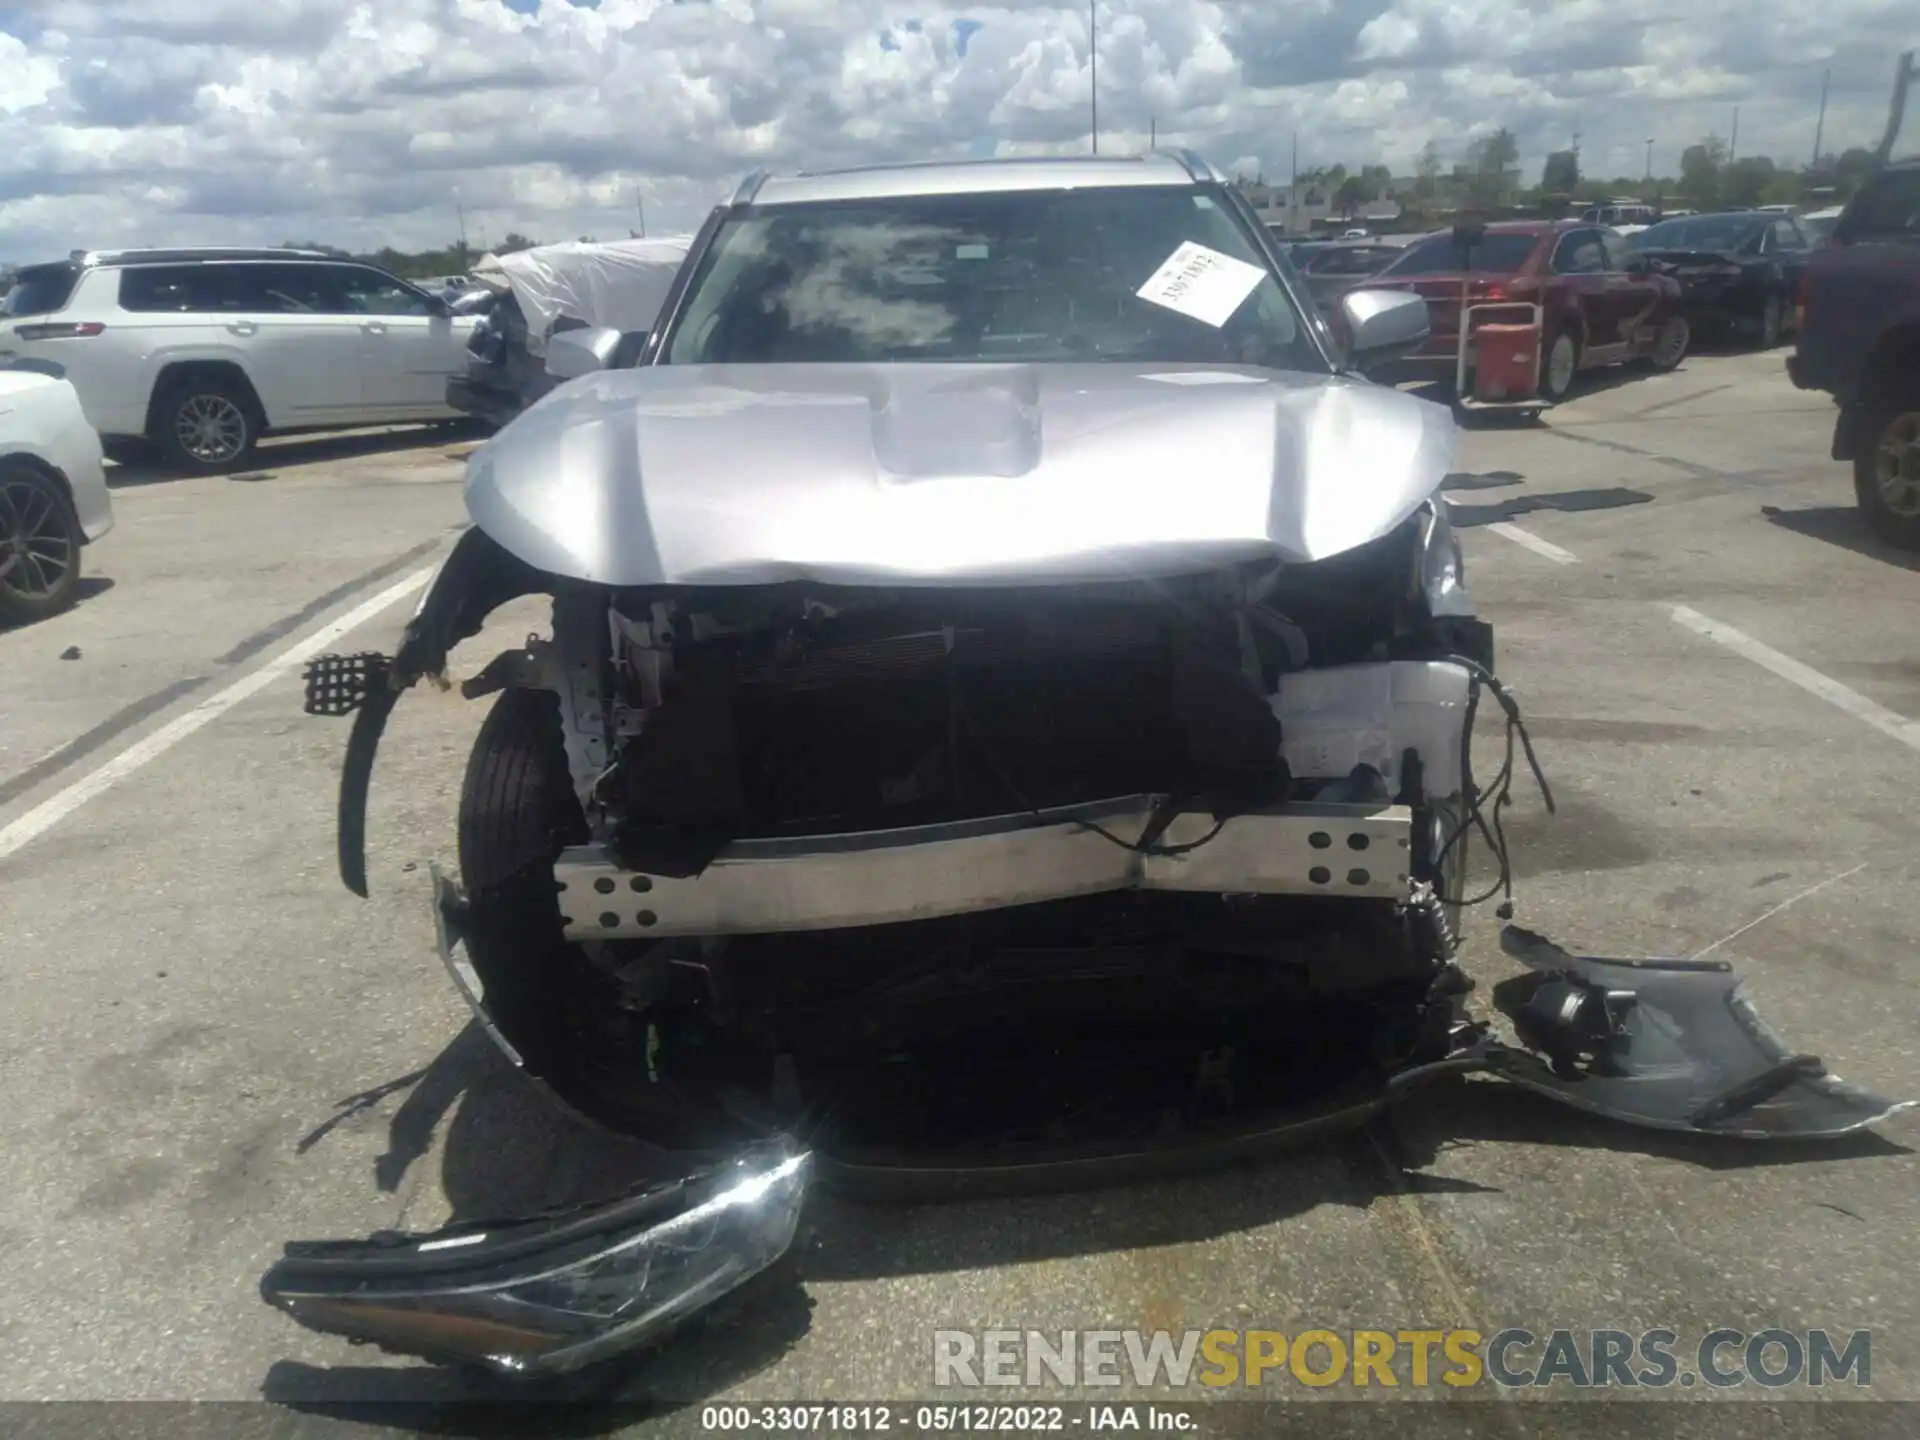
[
  {"x1": 699, "y1": 1404, "x2": 1196, "y2": 1432},
  {"x1": 930, "y1": 1327, "x2": 1874, "y2": 1390}
]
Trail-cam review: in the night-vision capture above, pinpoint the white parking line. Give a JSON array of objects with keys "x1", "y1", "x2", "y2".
[
  {"x1": 1487, "y1": 522, "x2": 1578, "y2": 564},
  {"x1": 1671, "y1": 605, "x2": 1920, "y2": 753},
  {"x1": 0, "y1": 565, "x2": 437, "y2": 864}
]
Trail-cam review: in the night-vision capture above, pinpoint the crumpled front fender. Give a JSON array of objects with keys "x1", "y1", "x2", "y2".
[{"x1": 301, "y1": 526, "x2": 548, "y2": 896}]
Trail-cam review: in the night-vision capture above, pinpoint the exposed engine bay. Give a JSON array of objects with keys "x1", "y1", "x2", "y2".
[{"x1": 329, "y1": 506, "x2": 1505, "y2": 1148}]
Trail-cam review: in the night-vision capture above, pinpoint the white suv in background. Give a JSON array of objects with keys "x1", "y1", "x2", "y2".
[{"x1": 0, "y1": 248, "x2": 481, "y2": 474}]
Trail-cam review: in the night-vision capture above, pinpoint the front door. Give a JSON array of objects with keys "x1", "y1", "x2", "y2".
[
  {"x1": 324, "y1": 265, "x2": 472, "y2": 418},
  {"x1": 1598, "y1": 230, "x2": 1664, "y2": 356},
  {"x1": 1549, "y1": 228, "x2": 1617, "y2": 362},
  {"x1": 203, "y1": 262, "x2": 365, "y2": 424},
  {"x1": 1763, "y1": 217, "x2": 1813, "y2": 311}
]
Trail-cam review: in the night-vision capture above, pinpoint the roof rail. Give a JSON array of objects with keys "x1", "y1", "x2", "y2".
[
  {"x1": 76, "y1": 246, "x2": 337, "y2": 267},
  {"x1": 1158, "y1": 148, "x2": 1219, "y2": 184},
  {"x1": 729, "y1": 169, "x2": 771, "y2": 207}
]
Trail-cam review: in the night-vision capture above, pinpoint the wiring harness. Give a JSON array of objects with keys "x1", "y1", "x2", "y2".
[{"x1": 1433, "y1": 654, "x2": 1556, "y2": 915}]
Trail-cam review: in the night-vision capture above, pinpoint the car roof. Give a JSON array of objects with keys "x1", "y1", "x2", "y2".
[
  {"x1": 1427, "y1": 221, "x2": 1563, "y2": 236},
  {"x1": 738, "y1": 151, "x2": 1220, "y2": 207},
  {"x1": 71, "y1": 247, "x2": 339, "y2": 268}
]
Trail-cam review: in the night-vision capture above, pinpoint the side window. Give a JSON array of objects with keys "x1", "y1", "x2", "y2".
[
  {"x1": 225, "y1": 264, "x2": 336, "y2": 314},
  {"x1": 1771, "y1": 219, "x2": 1806, "y2": 252},
  {"x1": 1846, "y1": 170, "x2": 1920, "y2": 240},
  {"x1": 326, "y1": 266, "x2": 432, "y2": 317},
  {"x1": 1598, "y1": 230, "x2": 1630, "y2": 272},
  {"x1": 1552, "y1": 230, "x2": 1604, "y2": 274},
  {"x1": 118, "y1": 265, "x2": 231, "y2": 313}
]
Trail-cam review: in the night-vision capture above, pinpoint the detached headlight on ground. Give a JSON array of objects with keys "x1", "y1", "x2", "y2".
[{"x1": 260, "y1": 1142, "x2": 809, "y2": 1377}]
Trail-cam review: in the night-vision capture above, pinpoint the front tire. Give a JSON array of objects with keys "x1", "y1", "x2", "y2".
[
  {"x1": 1643, "y1": 314, "x2": 1690, "y2": 372},
  {"x1": 1853, "y1": 390, "x2": 1920, "y2": 551},
  {"x1": 1539, "y1": 329, "x2": 1579, "y2": 403},
  {"x1": 457, "y1": 687, "x2": 751, "y2": 1148},
  {"x1": 0, "y1": 463, "x2": 83, "y2": 626},
  {"x1": 155, "y1": 381, "x2": 259, "y2": 475}
]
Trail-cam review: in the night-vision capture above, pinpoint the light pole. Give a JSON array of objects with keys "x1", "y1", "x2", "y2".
[
  {"x1": 1813, "y1": 67, "x2": 1830, "y2": 167},
  {"x1": 1089, "y1": 1, "x2": 1098, "y2": 154},
  {"x1": 1644, "y1": 138, "x2": 1653, "y2": 182}
]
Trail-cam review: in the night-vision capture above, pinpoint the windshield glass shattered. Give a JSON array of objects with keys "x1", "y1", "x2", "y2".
[{"x1": 662, "y1": 185, "x2": 1322, "y2": 372}]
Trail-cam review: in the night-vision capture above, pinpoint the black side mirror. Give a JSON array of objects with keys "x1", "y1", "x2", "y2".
[
  {"x1": 425, "y1": 292, "x2": 451, "y2": 317},
  {"x1": 1452, "y1": 214, "x2": 1488, "y2": 250}
]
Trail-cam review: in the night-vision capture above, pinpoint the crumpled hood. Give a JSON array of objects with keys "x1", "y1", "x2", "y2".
[{"x1": 463, "y1": 362, "x2": 1457, "y2": 588}]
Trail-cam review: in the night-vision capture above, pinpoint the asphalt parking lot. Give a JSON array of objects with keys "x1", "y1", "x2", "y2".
[{"x1": 3, "y1": 349, "x2": 1917, "y2": 1429}]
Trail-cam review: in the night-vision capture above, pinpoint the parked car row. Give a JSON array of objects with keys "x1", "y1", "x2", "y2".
[
  {"x1": 1357, "y1": 220, "x2": 1691, "y2": 404},
  {"x1": 0, "y1": 248, "x2": 483, "y2": 474},
  {"x1": 1302, "y1": 209, "x2": 1817, "y2": 409}
]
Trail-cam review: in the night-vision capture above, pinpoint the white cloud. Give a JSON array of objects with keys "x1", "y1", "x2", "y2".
[{"x1": 0, "y1": 0, "x2": 1909, "y2": 260}]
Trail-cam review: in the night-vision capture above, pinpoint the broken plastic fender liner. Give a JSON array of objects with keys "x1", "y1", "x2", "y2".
[{"x1": 1490, "y1": 925, "x2": 1917, "y2": 1139}]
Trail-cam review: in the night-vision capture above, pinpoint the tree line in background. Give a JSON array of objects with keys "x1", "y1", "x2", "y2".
[
  {"x1": 1243, "y1": 127, "x2": 1883, "y2": 220},
  {"x1": 282, "y1": 125, "x2": 1887, "y2": 275}
]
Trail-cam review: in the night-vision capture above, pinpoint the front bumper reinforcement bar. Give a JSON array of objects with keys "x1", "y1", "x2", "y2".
[{"x1": 557, "y1": 800, "x2": 1416, "y2": 940}]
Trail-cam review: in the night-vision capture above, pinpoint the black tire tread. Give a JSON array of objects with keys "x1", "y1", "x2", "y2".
[
  {"x1": 458, "y1": 687, "x2": 581, "y2": 893},
  {"x1": 454, "y1": 689, "x2": 746, "y2": 1148},
  {"x1": 1852, "y1": 377, "x2": 1920, "y2": 551},
  {"x1": 0, "y1": 463, "x2": 82, "y2": 626}
]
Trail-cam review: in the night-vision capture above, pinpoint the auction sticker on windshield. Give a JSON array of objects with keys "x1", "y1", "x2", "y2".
[{"x1": 1136, "y1": 241, "x2": 1266, "y2": 327}]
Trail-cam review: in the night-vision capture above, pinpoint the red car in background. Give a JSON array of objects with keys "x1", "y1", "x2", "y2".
[{"x1": 1362, "y1": 220, "x2": 1691, "y2": 402}]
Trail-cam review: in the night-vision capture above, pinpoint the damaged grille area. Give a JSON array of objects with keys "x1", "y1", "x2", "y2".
[{"x1": 615, "y1": 588, "x2": 1298, "y2": 848}]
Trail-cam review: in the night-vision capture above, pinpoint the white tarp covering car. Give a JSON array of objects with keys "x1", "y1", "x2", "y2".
[
  {"x1": 450, "y1": 236, "x2": 696, "y2": 429},
  {"x1": 470, "y1": 236, "x2": 694, "y2": 356}
]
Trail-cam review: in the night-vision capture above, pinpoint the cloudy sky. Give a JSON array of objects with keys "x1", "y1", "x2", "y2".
[{"x1": 0, "y1": 0, "x2": 1911, "y2": 260}]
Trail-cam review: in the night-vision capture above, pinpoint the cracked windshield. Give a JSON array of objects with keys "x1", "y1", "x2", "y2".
[{"x1": 1, "y1": 2, "x2": 1916, "y2": 1436}]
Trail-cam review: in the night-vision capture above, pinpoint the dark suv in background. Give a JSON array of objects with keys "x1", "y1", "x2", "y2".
[{"x1": 1789, "y1": 159, "x2": 1920, "y2": 547}]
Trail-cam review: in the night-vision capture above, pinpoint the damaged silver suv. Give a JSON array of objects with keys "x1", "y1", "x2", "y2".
[{"x1": 268, "y1": 153, "x2": 1911, "y2": 1380}]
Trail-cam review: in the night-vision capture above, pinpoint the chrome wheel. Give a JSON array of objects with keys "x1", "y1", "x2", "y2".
[
  {"x1": 0, "y1": 472, "x2": 75, "y2": 603},
  {"x1": 1543, "y1": 333, "x2": 1577, "y2": 399},
  {"x1": 1649, "y1": 315, "x2": 1690, "y2": 370},
  {"x1": 172, "y1": 393, "x2": 249, "y2": 465},
  {"x1": 1872, "y1": 411, "x2": 1920, "y2": 518}
]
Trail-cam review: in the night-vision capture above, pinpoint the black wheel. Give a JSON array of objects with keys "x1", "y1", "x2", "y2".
[
  {"x1": 154, "y1": 380, "x2": 258, "y2": 474},
  {"x1": 1642, "y1": 314, "x2": 1690, "y2": 372},
  {"x1": 457, "y1": 687, "x2": 753, "y2": 1148},
  {"x1": 1853, "y1": 388, "x2": 1920, "y2": 550},
  {"x1": 0, "y1": 463, "x2": 82, "y2": 626},
  {"x1": 1539, "y1": 328, "x2": 1579, "y2": 403}
]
